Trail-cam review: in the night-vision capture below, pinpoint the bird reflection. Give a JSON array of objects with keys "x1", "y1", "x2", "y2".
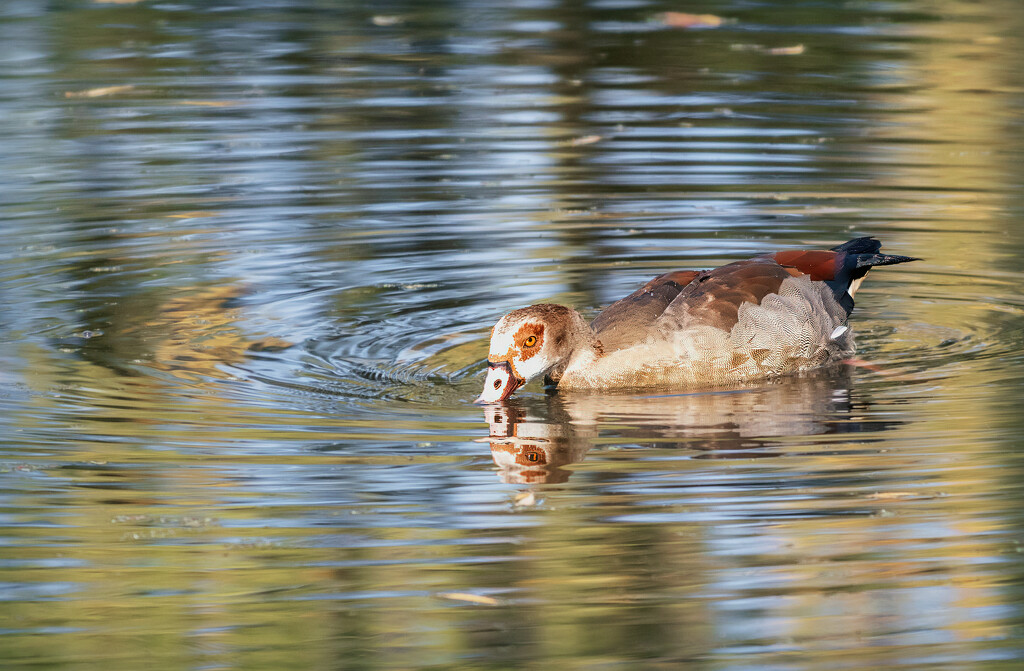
[
  {"x1": 483, "y1": 403, "x2": 595, "y2": 484},
  {"x1": 483, "y1": 367, "x2": 894, "y2": 483}
]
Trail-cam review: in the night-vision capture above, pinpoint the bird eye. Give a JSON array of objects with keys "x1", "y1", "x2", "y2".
[
  {"x1": 524, "y1": 335, "x2": 537, "y2": 347},
  {"x1": 493, "y1": 379, "x2": 502, "y2": 389}
]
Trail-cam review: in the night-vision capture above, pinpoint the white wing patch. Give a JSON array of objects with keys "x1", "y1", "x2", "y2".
[{"x1": 830, "y1": 325, "x2": 849, "y2": 340}]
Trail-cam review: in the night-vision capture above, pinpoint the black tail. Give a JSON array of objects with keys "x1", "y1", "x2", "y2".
[{"x1": 826, "y1": 237, "x2": 919, "y2": 315}]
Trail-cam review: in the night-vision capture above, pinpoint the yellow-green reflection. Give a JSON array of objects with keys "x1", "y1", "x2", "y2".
[{"x1": 2, "y1": 0, "x2": 1024, "y2": 669}]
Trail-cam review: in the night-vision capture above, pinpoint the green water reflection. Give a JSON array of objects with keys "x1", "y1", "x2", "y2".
[{"x1": 2, "y1": 0, "x2": 1024, "y2": 669}]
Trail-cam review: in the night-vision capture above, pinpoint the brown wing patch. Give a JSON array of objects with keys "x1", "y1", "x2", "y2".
[
  {"x1": 771, "y1": 250, "x2": 841, "y2": 281},
  {"x1": 639, "y1": 270, "x2": 700, "y2": 293},
  {"x1": 672, "y1": 258, "x2": 792, "y2": 331},
  {"x1": 592, "y1": 270, "x2": 702, "y2": 351},
  {"x1": 513, "y1": 322, "x2": 545, "y2": 361}
]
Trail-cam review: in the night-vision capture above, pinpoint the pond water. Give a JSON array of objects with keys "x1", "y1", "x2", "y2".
[{"x1": 3, "y1": 0, "x2": 1024, "y2": 668}]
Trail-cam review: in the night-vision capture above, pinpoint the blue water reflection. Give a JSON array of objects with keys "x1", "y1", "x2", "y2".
[{"x1": 1, "y1": 0, "x2": 1024, "y2": 668}]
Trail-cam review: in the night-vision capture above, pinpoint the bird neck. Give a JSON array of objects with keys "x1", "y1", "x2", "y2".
[{"x1": 545, "y1": 316, "x2": 601, "y2": 385}]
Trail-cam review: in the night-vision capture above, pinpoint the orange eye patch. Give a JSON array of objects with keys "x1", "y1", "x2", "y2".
[{"x1": 513, "y1": 323, "x2": 544, "y2": 361}]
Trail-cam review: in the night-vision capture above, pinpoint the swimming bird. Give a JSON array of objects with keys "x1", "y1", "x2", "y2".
[{"x1": 476, "y1": 237, "x2": 917, "y2": 403}]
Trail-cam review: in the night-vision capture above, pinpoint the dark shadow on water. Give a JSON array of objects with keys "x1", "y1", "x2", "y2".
[{"x1": 483, "y1": 365, "x2": 900, "y2": 483}]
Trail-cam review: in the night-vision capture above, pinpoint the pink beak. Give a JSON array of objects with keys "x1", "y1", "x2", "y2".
[{"x1": 475, "y1": 361, "x2": 524, "y2": 404}]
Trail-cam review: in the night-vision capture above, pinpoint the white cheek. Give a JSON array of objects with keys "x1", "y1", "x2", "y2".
[
  {"x1": 513, "y1": 353, "x2": 547, "y2": 381},
  {"x1": 487, "y1": 332, "x2": 516, "y2": 359}
]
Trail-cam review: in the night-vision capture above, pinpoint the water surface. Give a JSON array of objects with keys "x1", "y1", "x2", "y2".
[{"x1": 3, "y1": 0, "x2": 1024, "y2": 668}]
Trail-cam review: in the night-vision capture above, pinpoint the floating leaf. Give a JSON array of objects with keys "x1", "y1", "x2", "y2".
[
  {"x1": 175, "y1": 100, "x2": 242, "y2": 107},
  {"x1": 766, "y1": 44, "x2": 805, "y2": 56},
  {"x1": 64, "y1": 85, "x2": 135, "y2": 98},
  {"x1": 572, "y1": 134, "x2": 602, "y2": 146},
  {"x1": 165, "y1": 211, "x2": 221, "y2": 219},
  {"x1": 658, "y1": 12, "x2": 724, "y2": 29},
  {"x1": 513, "y1": 491, "x2": 537, "y2": 507},
  {"x1": 559, "y1": 134, "x2": 602, "y2": 147},
  {"x1": 731, "y1": 44, "x2": 805, "y2": 56},
  {"x1": 437, "y1": 592, "x2": 499, "y2": 606}
]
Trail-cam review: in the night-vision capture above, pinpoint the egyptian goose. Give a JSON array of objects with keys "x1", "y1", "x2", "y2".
[{"x1": 476, "y1": 237, "x2": 917, "y2": 403}]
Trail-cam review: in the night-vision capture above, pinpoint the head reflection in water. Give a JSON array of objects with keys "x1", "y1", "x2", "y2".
[{"x1": 482, "y1": 405, "x2": 592, "y2": 485}]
